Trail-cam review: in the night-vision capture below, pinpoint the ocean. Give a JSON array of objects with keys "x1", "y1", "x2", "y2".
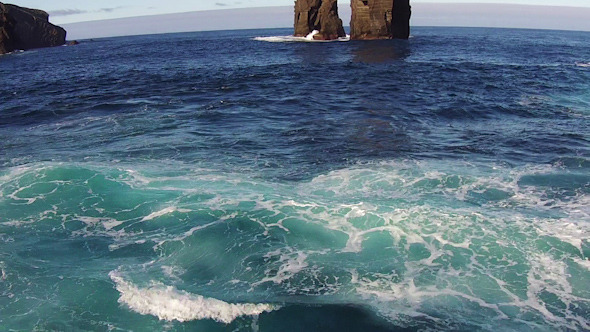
[{"x1": 0, "y1": 27, "x2": 589, "y2": 331}]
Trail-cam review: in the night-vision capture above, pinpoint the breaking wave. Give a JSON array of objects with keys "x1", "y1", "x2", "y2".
[
  {"x1": 1, "y1": 159, "x2": 589, "y2": 330},
  {"x1": 109, "y1": 270, "x2": 278, "y2": 323},
  {"x1": 254, "y1": 30, "x2": 350, "y2": 43}
]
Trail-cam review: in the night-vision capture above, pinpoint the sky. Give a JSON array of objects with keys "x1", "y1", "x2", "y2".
[
  {"x1": 7, "y1": 0, "x2": 590, "y2": 25},
  {"x1": 4, "y1": 1, "x2": 590, "y2": 39}
]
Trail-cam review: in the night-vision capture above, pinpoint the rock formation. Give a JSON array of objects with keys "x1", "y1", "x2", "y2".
[
  {"x1": 350, "y1": 0, "x2": 411, "y2": 40},
  {"x1": 294, "y1": 0, "x2": 346, "y2": 40},
  {"x1": 0, "y1": 2, "x2": 66, "y2": 55},
  {"x1": 391, "y1": 0, "x2": 411, "y2": 39},
  {"x1": 294, "y1": 0, "x2": 411, "y2": 40},
  {"x1": 0, "y1": 3, "x2": 12, "y2": 54}
]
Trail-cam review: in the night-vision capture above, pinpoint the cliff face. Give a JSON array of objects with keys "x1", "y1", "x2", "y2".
[
  {"x1": 350, "y1": 0, "x2": 411, "y2": 40},
  {"x1": 391, "y1": 0, "x2": 411, "y2": 39},
  {"x1": 350, "y1": 0, "x2": 392, "y2": 40},
  {"x1": 294, "y1": 0, "x2": 320, "y2": 37},
  {"x1": 294, "y1": 0, "x2": 410, "y2": 40},
  {"x1": 294, "y1": 0, "x2": 346, "y2": 40},
  {"x1": 0, "y1": 2, "x2": 66, "y2": 54},
  {"x1": 0, "y1": 3, "x2": 12, "y2": 54}
]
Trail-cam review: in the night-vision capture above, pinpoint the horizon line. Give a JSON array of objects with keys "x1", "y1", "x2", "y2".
[
  {"x1": 57, "y1": 3, "x2": 590, "y2": 25},
  {"x1": 60, "y1": 4, "x2": 590, "y2": 40}
]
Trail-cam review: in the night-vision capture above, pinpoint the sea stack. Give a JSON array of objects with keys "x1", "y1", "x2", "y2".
[
  {"x1": 350, "y1": 0, "x2": 411, "y2": 40},
  {"x1": 0, "y1": 2, "x2": 66, "y2": 54},
  {"x1": 294, "y1": 0, "x2": 346, "y2": 40},
  {"x1": 391, "y1": 0, "x2": 411, "y2": 39}
]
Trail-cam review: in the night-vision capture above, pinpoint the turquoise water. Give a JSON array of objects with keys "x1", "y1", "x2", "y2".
[
  {"x1": 1, "y1": 160, "x2": 588, "y2": 330},
  {"x1": 1, "y1": 27, "x2": 589, "y2": 331}
]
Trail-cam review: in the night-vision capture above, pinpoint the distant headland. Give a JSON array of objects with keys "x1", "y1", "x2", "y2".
[
  {"x1": 0, "y1": 2, "x2": 66, "y2": 54},
  {"x1": 294, "y1": 0, "x2": 411, "y2": 40}
]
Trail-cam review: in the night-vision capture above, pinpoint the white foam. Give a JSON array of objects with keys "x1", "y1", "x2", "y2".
[
  {"x1": 102, "y1": 218, "x2": 125, "y2": 230},
  {"x1": 0, "y1": 261, "x2": 6, "y2": 281},
  {"x1": 122, "y1": 169, "x2": 152, "y2": 186},
  {"x1": 2, "y1": 219, "x2": 36, "y2": 227},
  {"x1": 253, "y1": 249, "x2": 308, "y2": 286},
  {"x1": 310, "y1": 161, "x2": 590, "y2": 329},
  {"x1": 0, "y1": 165, "x2": 32, "y2": 184},
  {"x1": 305, "y1": 30, "x2": 320, "y2": 40},
  {"x1": 77, "y1": 216, "x2": 124, "y2": 230},
  {"x1": 6, "y1": 183, "x2": 40, "y2": 205},
  {"x1": 141, "y1": 207, "x2": 191, "y2": 221},
  {"x1": 522, "y1": 253, "x2": 588, "y2": 330},
  {"x1": 348, "y1": 269, "x2": 435, "y2": 321},
  {"x1": 534, "y1": 219, "x2": 589, "y2": 254},
  {"x1": 576, "y1": 62, "x2": 590, "y2": 67},
  {"x1": 574, "y1": 257, "x2": 590, "y2": 271},
  {"x1": 253, "y1": 32, "x2": 350, "y2": 43},
  {"x1": 161, "y1": 265, "x2": 186, "y2": 281},
  {"x1": 344, "y1": 225, "x2": 408, "y2": 253},
  {"x1": 109, "y1": 271, "x2": 278, "y2": 324}
]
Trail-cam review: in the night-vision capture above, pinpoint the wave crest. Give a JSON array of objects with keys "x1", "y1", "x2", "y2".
[
  {"x1": 254, "y1": 32, "x2": 350, "y2": 43},
  {"x1": 109, "y1": 271, "x2": 278, "y2": 323}
]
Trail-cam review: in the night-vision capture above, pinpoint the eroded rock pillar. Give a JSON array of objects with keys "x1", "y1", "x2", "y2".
[
  {"x1": 294, "y1": 0, "x2": 345, "y2": 40},
  {"x1": 350, "y1": 0, "x2": 411, "y2": 40},
  {"x1": 392, "y1": 0, "x2": 411, "y2": 39}
]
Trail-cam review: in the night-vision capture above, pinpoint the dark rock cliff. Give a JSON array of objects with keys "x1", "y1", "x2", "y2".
[
  {"x1": 350, "y1": 0, "x2": 411, "y2": 40},
  {"x1": 294, "y1": 0, "x2": 410, "y2": 40},
  {"x1": 391, "y1": 0, "x2": 411, "y2": 39},
  {"x1": 0, "y1": 2, "x2": 66, "y2": 54},
  {"x1": 294, "y1": 0, "x2": 346, "y2": 40}
]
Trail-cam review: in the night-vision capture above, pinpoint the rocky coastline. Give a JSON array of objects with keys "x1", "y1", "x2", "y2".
[{"x1": 0, "y1": 2, "x2": 66, "y2": 55}]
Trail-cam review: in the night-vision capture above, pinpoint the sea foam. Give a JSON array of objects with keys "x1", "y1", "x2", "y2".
[
  {"x1": 109, "y1": 271, "x2": 278, "y2": 323},
  {"x1": 0, "y1": 261, "x2": 6, "y2": 281},
  {"x1": 252, "y1": 249, "x2": 309, "y2": 286},
  {"x1": 254, "y1": 31, "x2": 350, "y2": 43},
  {"x1": 141, "y1": 206, "x2": 192, "y2": 221}
]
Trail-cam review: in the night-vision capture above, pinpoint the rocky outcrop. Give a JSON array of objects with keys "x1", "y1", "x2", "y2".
[
  {"x1": 0, "y1": 3, "x2": 13, "y2": 54},
  {"x1": 293, "y1": 0, "x2": 410, "y2": 40},
  {"x1": 0, "y1": 2, "x2": 66, "y2": 54},
  {"x1": 391, "y1": 0, "x2": 411, "y2": 39},
  {"x1": 350, "y1": 0, "x2": 411, "y2": 40},
  {"x1": 294, "y1": 0, "x2": 346, "y2": 40},
  {"x1": 294, "y1": 0, "x2": 319, "y2": 37},
  {"x1": 350, "y1": 0, "x2": 391, "y2": 40}
]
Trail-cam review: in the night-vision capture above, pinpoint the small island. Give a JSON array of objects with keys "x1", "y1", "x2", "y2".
[
  {"x1": 0, "y1": 2, "x2": 66, "y2": 55},
  {"x1": 294, "y1": 0, "x2": 411, "y2": 40}
]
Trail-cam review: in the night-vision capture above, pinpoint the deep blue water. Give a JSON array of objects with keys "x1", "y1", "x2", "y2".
[{"x1": 0, "y1": 27, "x2": 589, "y2": 331}]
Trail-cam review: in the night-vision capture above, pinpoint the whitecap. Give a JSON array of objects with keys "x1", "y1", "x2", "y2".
[
  {"x1": 305, "y1": 30, "x2": 320, "y2": 40},
  {"x1": 77, "y1": 216, "x2": 124, "y2": 230},
  {"x1": 161, "y1": 265, "x2": 186, "y2": 281},
  {"x1": 252, "y1": 249, "x2": 309, "y2": 286},
  {"x1": 109, "y1": 271, "x2": 278, "y2": 324},
  {"x1": 254, "y1": 31, "x2": 350, "y2": 43},
  {"x1": 141, "y1": 206, "x2": 191, "y2": 222},
  {"x1": 0, "y1": 261, "x2": 6, "y2": 281},
  {"x1": 0, "y1": 165, "x2": 32, "y2": 184},
  {"x1": 575, "y1": 62, "x2": 590, "y2": 67}
]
